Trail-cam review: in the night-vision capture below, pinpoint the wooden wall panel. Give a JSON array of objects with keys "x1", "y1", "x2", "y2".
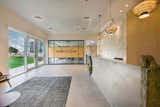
[{"x1": 48, "y1": 46, "x2": 84, "y2": 58}]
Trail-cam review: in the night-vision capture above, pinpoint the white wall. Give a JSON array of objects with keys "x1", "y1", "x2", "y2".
[
  {"x1": 97, "y1": 15, "x2": 126, "y2": 62},
  {"x1": 0, "y1": 5, "x2": 47, "y2": 40},
  {"x1": 92, "y1": 57, "x2": 141, "y2": 107}
]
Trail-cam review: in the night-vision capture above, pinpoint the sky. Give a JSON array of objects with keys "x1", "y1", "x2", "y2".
[
  {"x1": 8, "y1": 29, "x2": 44, "y2": 53},
  {"x1": 8, "y1": 29, "x2": 25, "y2": 52}
]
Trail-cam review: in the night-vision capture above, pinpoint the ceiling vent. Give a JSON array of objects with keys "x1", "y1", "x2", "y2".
[
  {"x1": 33, "y1": 16, "x2": 44, "y2": 22},
  {"x1": 83, "y1": 16, "x2": 90, "y2": 20}
]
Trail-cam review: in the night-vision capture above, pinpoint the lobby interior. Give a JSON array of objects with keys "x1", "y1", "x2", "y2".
[{"x1": 0, "y1": 0, "x2": 160, "y2": 107}]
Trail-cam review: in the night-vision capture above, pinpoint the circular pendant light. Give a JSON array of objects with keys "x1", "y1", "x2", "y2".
[
  {"x1": 105, "y1": 22, "x2": 118, "y2": 35},
  {"x1": 105, "y1": 18, "x2": 117, "y2": 35},
  {"x1": 139, "y1": 11, "x2": 150, "y2": 19},
  {"x1": 133, "y1": 0, "x2": 157, "y2": 19}
]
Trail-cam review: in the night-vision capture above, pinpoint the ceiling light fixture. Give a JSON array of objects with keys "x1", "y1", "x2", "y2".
[
  {"x1": 97, "y1": 33, "x2": 102, "y2": 40},
  {"x1": 96, "y1": 14, "x2": 102, "y2": 35},
  {"x1": 105, "y1": 22, "x2": 118, "y2": 35},
  {"x1": 125, "y1": 4, "x2": 129, "y2": 8},
  {"x1": 105, "y1": 0, "x2": 118, "y2": 34},
  {"x1": 133, "y1": 0, "x2": 157, "y2": 19},
  {"x1": 97, "y1": 14, "x2": 102, "y2": 32},
  {"x1": 48, "y1": 27, "x2": 53, "y2": 31},
  {"x1": 83, "y1": 16, "x2": 90, "y2": 20},
  {"x1": 120, "y1": 10, "x2": 123, "y2": 13},
  {"x1": 33, "y1": 16, "x2": 44, "y2": 22},
  {"x1": 139, "y1": 11, "x2": 150, "y2": 19},
  {"x1": 82, "y1": 27, "x2": 87, "y2": 31}
]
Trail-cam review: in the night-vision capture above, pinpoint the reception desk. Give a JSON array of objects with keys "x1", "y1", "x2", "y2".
[{"x1": 92, "y1": 57, "x2": 141, "y2": 107}]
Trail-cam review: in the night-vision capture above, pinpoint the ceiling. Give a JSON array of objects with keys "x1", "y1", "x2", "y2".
[{"x1": 0, "y1": 0, "x2": 140, "y2": 35}]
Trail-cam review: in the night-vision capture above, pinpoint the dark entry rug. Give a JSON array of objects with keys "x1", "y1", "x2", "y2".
[{"x1": 9, "y1": 77, "x2": 72, "y2": 107}]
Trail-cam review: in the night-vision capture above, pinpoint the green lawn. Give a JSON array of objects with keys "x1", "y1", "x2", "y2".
[{"x1": 9, "y1": 56, "x2": 34, "y2": 69}]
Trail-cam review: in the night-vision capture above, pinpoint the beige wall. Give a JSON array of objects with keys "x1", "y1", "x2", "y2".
[
  {"x1": 97, "y1": 15, "x2": 127, "y2": 62},
  {"x1": 48, "y1": 47, "x2": 84, "y2": 58},
  {"x1": 0, "y1": 5, "x2": 47, "y2": 73},
  {"x1": 127, "y1": 4, "x2": 160, "y2": 65},
  {"x1": 0, "y1": 5, "x2": 47, "y2": 39},
  {"x1": 48, "y1": 32, "x2": 97, "y2": 40},
  {"x1": 0, "y1": 24, "x2": 8, "y2": 74}
]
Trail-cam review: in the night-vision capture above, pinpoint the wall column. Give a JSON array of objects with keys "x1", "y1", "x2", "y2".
[{"x1": 0, "y1": 23, "x2": 9, "y2": 74}]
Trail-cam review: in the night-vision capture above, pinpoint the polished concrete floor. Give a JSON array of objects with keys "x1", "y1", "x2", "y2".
[{"x1": 0, "y1": 65, "x2": 110, "y2": 107}]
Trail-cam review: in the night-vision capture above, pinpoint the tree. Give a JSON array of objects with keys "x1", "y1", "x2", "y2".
[{"x1": 9, "y1": 46, "x2": 18, "y2": 54}]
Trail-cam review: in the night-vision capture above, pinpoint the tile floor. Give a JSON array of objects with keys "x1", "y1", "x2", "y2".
[{"x1": 0, "y1": 65, "x2": 110, "y2": 107}]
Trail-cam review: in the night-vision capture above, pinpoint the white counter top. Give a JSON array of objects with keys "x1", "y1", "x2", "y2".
[{"x1": 91, "y1": 57, "x2": 141, "y2": 107}]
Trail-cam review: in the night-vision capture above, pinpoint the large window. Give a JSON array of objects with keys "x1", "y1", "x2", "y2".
[
  {"x1": 8, "y1": 28, "x2": 45, "y2": 76},
  {"x1": 38, "y1": 40, "x2": 44, "y2": 65},
  {"x1": 48, "y1": 40, "x2": 84, "y2": 64},
  {"x1": 27, "y1": 38, "x2": 35, "y2": 69},
  {"x1": 8, "y1": 28, "x2": 26, "y2": 75}
]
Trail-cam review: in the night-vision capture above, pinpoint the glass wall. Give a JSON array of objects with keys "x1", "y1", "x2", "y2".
[
  {"x1": 8, "y1": 28, "x2": 26, "y2": 75},
  {"x1": 37, "y1": 40, "x2": 44, "y2": 65},
  {"x1": 27, "y1": 38, "x2": 35, "y2": 69},
  {"x1": 48, "y1": 40, "x2": 84, "y2": 64},
  {"x1": 8, "y1": 28, "x2": 45, "y2": 76}
]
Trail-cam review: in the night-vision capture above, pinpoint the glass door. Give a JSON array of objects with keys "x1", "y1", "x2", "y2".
[
  {"x1": 8, "y1": 28, "x2": 26, "y2": 76},
  {"x1": 27, "y1": 37, "x2": 35, "y2": 69},
  {"x1": 8, "y1": 28, "x2": 45, "y2": 77},
  {"x1": 37, "y1": 40, "x2": 44, "y2": 65}
]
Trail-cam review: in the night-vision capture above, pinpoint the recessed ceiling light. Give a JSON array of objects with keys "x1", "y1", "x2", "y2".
[
  {"x1": 83, "y1": 16, "x2": 90, "y2": 20},
  {"x1": 98, "y1": 14, "x2": 102, "y2": 18},
  {"x1": 33, "y1": 16, "x2": 44, "y2": 22},
  {"x1": 48, "y1": 27, "x2": 53, "y2": 31},
  {"x1": 125, "y1": 4, "x2": 129, "y2": 8},
  {"x1": 120, "y1": 10, "x2": 123, "y2": 13},
  {"x1": 82, "y1": 27, "x2": 87, "y2": 30}
]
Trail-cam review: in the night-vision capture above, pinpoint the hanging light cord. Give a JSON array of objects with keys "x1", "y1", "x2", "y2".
[
  {"x1": 98, "y1": 14, "x2": 102, "y2": 29},
  {"x1": 105, "y1": 0, "x2": 118, "y2": 34},
  {"x1": 108, "y1": 0, "x2": 112, "y2": 19}
]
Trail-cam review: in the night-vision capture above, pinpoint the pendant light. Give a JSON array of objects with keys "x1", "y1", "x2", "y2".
[
  {"x1": 97, "y1": 14, "x2": 103, "y2": 40},
  {"x1": 97, "y1": 14, "x2": 102, "y2": 32},
  {"x1": 133, "y1": 0, "x2": 157, "y2": 19},
  {"x1": 105, "y1": 0, "x2": 117, "y2": 34}
]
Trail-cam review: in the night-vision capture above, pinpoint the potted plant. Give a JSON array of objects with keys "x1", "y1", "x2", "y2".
[
  {"x1": 88, "y1": 64, "x2": 93, "y2": 76},
  {"x1": 88, "y1": 56, "x2": 93, "y2": 76}
]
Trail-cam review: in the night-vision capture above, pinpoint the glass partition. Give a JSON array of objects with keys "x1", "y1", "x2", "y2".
[
  {"x1": 27, "y1": 38, "x2": 35, "y2": 69},
  {"x1": 8, "y1": 28, "x2": 45, "y2": 76},
  {"x1": 48, "y1": 40, "x2": 84, "y2": 64},
  {"x1": 8, "y1": 28, "x2": 26, "y2": 75},
  {"x1": 37, "y1": 40, "x2": 44, "y2": 65}
]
